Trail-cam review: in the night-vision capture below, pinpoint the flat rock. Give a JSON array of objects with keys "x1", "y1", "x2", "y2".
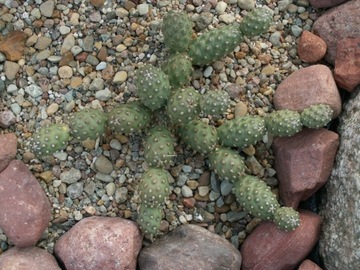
[
  {"x1": 0, "y1": 160, "x2": 51, "y2": 247},
  {"x1": 0, "y1": 133, "x2": 17, "y2": 173},
  {"x1": 272, "y1": 128, "x2": 339, "y2": 208},
  {"x1": 0, "y1": 31, "x2": 27, "y2": 61},
  {"x1": 319, "y1": 88, "x2": 360, "y2": 270},
  {"x1": 297, "y1": 30, "x2": 327, "y2": 63},
  {"x1": 240, "y1": 210, "x2": 322, "y2": 270},
  {"x1": 273, "y1": 64, "x2": 341, "y2": 118},
  {"x1": 298, "y1": 259, "x2": 323, "y2": 270},
  {"x1": 334, "y1": 37, "x2": 360, "y2": 92},
  {"x1": 138, "y1": 224, "x2": 241, "y2": 270},
  {"x1": 309, "y1": 0, "x2": 349, "y2": 8},
  {"x1": 0, "y1": 246, "x2": 61, "y2": 270},
  {"x1": 54, "y1": 216, "x2": 142, "y2": 270},
  {"x1": 312, "y1": 0, "x2": 360, "y2": 64}
]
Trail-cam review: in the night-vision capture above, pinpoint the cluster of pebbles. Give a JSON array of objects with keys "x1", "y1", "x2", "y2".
[{"x1": 0, "y1": 0, "x2": 320, "y2": 257}]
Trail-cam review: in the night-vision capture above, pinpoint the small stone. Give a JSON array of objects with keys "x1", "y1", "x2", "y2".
[
  {"x1": 113, "y1": 71, "x2": 128, "y2": 84},
  {"x1": 291, "y1": 25, "x2": 303, "y2": 37},
  {"x1": 4, "y1": 61, "x2": 20, "y2": 80},
  {"x1": 24, "y1": 84, "x2": 43, "y2": 98},
  {"x1": 261, "y1": 65, "x2": 275, "y2": 76},
  {"x1": 203, "y1": 66, "x2": 213, "y2": 78},
  {"x1": 237, "y1": 0, "x2": 255, "y2": 10},
  {"x1": 137, "y1": 4, "x2": 149, "y2": 16},
  {"x1": 298, "y1": 259, "x2": 323, "y2": 270},
  {"x1": 40, "y1": 0, "x2": 55, "y2": 17},
  {"x1": 216, "y1": 2, "x2": 227, "y2": 14},
  {"x1": 66, "y1": 182, "x2": 84, "y2": 199},
  {"x1": 219, "y1": 14, "x2": 235, "y2": 24},
  {"x1": 90, "y1": 0, "x2": 105, "y2": 8},
  {"x1": 181, "y1": 185, "x2": 193, "y2": 198},
  {"x1": 105, "y1": 182, "x2": 116, "y2": 197},
  {"x1": 60, "y1": 34, "x2": 75, "y2": 55},
  {"x1": 198, "y1": 186, "x2": 209, "y2": 196},
  {"x1": 269, "y1": 32, "x2": 281, "y2": 47},
  {"x1": 89, "y1": 78, "x2": 104, "y2": 91},
  {"x1": 35, "y1": 36, "x2": 52, "y2": 50},
  {"x1": 220, "y1": 180, "x2": 233, "y2": 196},
  {"x1": 58, "y1": 66, "x2": 73, "y2": 79},
  {"x1": 46, "y1": 103, "x2": 59, "y2": 115},
  {"x1": 60, "y1": 168, "x2": 82, "y2": 184},
  {"x1": 0, "y1": 111, "x2": 16, "y2": 128},
  {"x1": 95, "y1": 156, "x2": 114, "y2": 174},
  {"x1": 95, "y1": 89, "x2": 112, "y2": 101}
]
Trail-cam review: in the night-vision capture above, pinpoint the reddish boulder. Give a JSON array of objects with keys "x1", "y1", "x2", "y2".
[
  {"x1": 273, "y1": 65, "x2": 341, "y2": 118},
  {"x1": 272, "y1": 128, "x2": 339, "y2": 208},
  {"x1": 309, "y1": 0, "x2": 349, "y2": 8},
  {"x1": 334, "y1": 37, "x2": 360, "y2": 92},
  {"x1": 0, "y1": 133, "x2": 17, "y2": 173},
  {"x1": 138, "y1": 224, "x2": 242, "y2": 270},
  {"x1": 0, "y1": 246, "x2": 61, "y2": 270},
  {"x1": 297, "y1": 30, "x2": 327, "y2": 63},
  {"x1": 54, "y1": 216, "x2": 142, "y2": 270},
  {"x1": 313, "y1": 0, "x2": 360, "y2": 64},
  {"x1": 298, "y1": 259, "x2": 323, "y2": 270},
  {"x1": 240, "y1": 210, "x2": 322, "y2": 270},
  {"x1": 0, "y1": 160, "x2": 51, "y2": 247}
]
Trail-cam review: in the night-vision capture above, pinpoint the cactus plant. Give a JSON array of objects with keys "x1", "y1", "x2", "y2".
[
  {"x1": 68, "y1": 108, "x2": 107, "y2": 141},
  {"x1": 273, "y1": 206, "x2": 300, "y2": 232},
  {"x1": 135, "y1": 65, "x2": 172, "y2": 111},
  {"x1": 29, "y1": 123, "x2": 70, "y2": 157},
  {"x1": 108, "y1": 102, "x2": 151, "y2": 135},
  {"x1": 200, "y1": 90, "x2": 231, "y2": 116},
  {"x1": 161, "y1": 53, "x2": 193, "y2": 88},
  {"x1": 137, "y1": 204, "x2": 163, "y2": 236},
  {"x1": 300, "y1": 104, "x2": 333, "y2": 129},
  {"x1": 265, "y1": 109, "x2": 302, "y2": 137},
  {"x1": 217, "y1": 115, "x2": 266, "y2": 149},
  {"x1": 239, "y1": 7, "x2": 273, "y2": 37}
]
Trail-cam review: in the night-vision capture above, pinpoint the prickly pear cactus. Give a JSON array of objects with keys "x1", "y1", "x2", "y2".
[
  {"x1": 166, "y1": 87, "x2": 201, "y2": 125},
  {"x1": 300, "y1": 104, "x2": 333, "y2": 129},
  {"x1": 200, "y1": 90, "x2": 231, "y2": 116},
  {"x1": 233, "y1": 175, "x2": 280, "y2": 221},
  {"x1": 161, "y1": 53, "x2": 193, "y2": 88},
  {"x1": 144, "y1": 125, "x2": 176, "y2": 168},
  {"x1": 135, "y1": 65, "x2": 171, "y2": 111},
  {"x1": 162, "y1": 11, "x2": 193, "y2": 54},
  {"x1": 29, "y1": 123, "x2": 70, "y2": 157},
  {"x1": 180, "y1": 119, "x2": 219, "y2": 156},
  {"x1": 265, "y1": 109, "x2": 302, "y2": 137},
  {"x1": 239, "y1": 7, "x2": 273, "y2": 37},
  {"x1": 138, "y1": 168, "x2": 171, "y2": 207},
  {"x1": 188, "y1": 24, "x2": 244, "y2": 66},
  {"x1": 273, "y1": 206, "x2": 300, "y2": 232},
  {"x1": 108, "y1": 102, "x2": 151, "y2": 135},
  {"x1": 209, "y1": 147, "x2": 246, "y2": 182},
  {"x1": 217, "y1": 115, "x2": 266, "y2": 149},
  {"x1": 137, "y1": 204, "x2": 163, "y2": 236},
  {"x1": 68, "y1": 108, "x2": 107, "y2": 141}
]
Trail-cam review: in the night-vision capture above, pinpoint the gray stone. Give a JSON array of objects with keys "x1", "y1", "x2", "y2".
[
  {"x1": 66, "y1": 182, "x2": 84, "y2": 199},
  {"x1": 24, "y1": 84, "x2": 43, "y2": 98},
  {"x1": 319, "y1": 88, "x2": 360, "y2": 270},
  {"x1": 60, "y1": 168, "x2": 81, "y2": 184},
  {"x1": 95, "y1": 88, "x2": 112, "y2": 101},
  {"x1": 40, "y1": 0, "x2": 55, "y2": 17}
]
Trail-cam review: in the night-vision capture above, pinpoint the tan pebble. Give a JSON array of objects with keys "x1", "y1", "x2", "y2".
[
  {"x1": 115, "y1": 134, "x2": 128, "y2": 143},
  {"x1": 58, "y1": 66, "x2": 73, "y2": 79},
  {"x1": 261, "y1": 65, "x2": 275, "y2": 76},
  {"x1": 123, "y1": 37, "x2": 133, "y2": 46},
  {"x1": 26, "y1": 34, "x2": 38, "y2": 46},
  {"x1": 198, "y1": 186, "x2": 210, "y2": 196},
  {"x1": 46, "y1": 103, "x2": 59, "y2": 115},
  {"x1": 90, "y1": 0, "x2": 105, "y2": 8},
  {"x1": 234, "y1": 101, "x2": 247, "y2": 117},
  {"x1": 194, "y1": 192, "x2": 210, "y2": 202},
  {"x1": 116, "y1": 44, "x2": 127, "y2": 52},
  {"x1": 70, "y1": 76, "x2": 83, "y2": 88},
  {"x1": 187, "y1": 180, "x2": 199, "y2": 190},
  {"x1": 113, "y1": 71, "x2": 128, "y2": 84},
  {"x1": 242, "y1": 145, "x2": 256, "y2": 156},
  {"x1": 81, "y1": 139, "x2": 96, "y2": 149},
  {"x1": 84, "y1": 206, "x2": 96, "y2": 215},
  {"x1": 22, "y1": 101, "x2": 33, "y2": 108},
  {"x1": 124, "y1": 209, "x2": 132, "y2": 219},
  {"x1": 39, "y1": 170, "x2": 54, "y2": 183},
  {"x1": 4, "y1": 61, "x2": 20, "y2": 80},
  {"x1": 22, "y1": 151, "x2": 35, "y2": 163}
]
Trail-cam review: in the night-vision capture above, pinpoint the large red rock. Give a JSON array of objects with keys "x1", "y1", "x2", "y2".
[
  {"x1": 0, "y1": 160, "x2": 51, "y2": 247},
  {"x1": 298, "y1": 259, "x2": 323, "y2": 270},
  {"x1": 312, "y1": 0, "x2": 360, "y2": 64},
  {"x1": 240, "y1": 210, "x2": 322, "y2": 270},
  {"x1": 334, "y1": 37, "x2": 360, "y2": 92},
  {"x1": 272, "y1": 128, "x2": 339, "y2": 208},
  {"x1": 297, "y1": 30, "x2": 327, "y2": 63},
  {"x1": 138, "y1": 224, "x2": 242, "y2": 270},
  {"x1": 54, "y1": 216, "x2": 142, "y2": 270},
  {"x1": 273, "y1": 65, "x2": 341, "y2": 118},
  {"x1": 0, "y1": 133, "x2": 17, "y2": 173},
  {"x1": 309, "y1": 0, "x2": 349, "y2": 8},
  {"x1": 0, "y1": 246, "x2": 61, "y2": 270}
]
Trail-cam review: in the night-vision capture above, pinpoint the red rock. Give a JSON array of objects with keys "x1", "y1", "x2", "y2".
[
  {"x1": 240, "y1": 210, "x2": 322, "y2": 270},
  {"x1": 334, "y1": 37, "x2": 360, "y2": 92},
  {"x1": 272, "y1": 128, "x2": 339, "y2": 208},
  {"x1": 138, "y1": 224, "x2": 242, "y2": 270},
  {"x1": 309, "y1": 0, "x2": 349, "y2": 8},
  {"x1": 312, "y1": 0, "x2": 360, "y2": 64},
  {"x1": 0, "y1": 160, "x2": 51, "y2": 247},
  {"x1": 0, "y1": 133, "x2": 17, "y2": 173},
  {"x1": 0, "y1": 246, "x2": 61, "y2": 270},
  {"x1": 297, "y1": 30, "x2": 327, "y2": 63},
  {"x1": 54, "y1": 216, "x2": 142, "y2": 270},
  {"x1": 298, "y1": 259, "x2": 323, "y2": 270},
  {"x1": 273, "y1": 64, "x2": 341, "y2": 118},
  {"x1": 75, "y1": 51, "x2": 88, "y2": 62},
  {"x1": 0, "y1": 31, "x2": 27, "y2": 61}
]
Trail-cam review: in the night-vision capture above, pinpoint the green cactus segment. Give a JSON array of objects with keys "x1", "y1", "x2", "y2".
[
  {"x1": 139, "y1": 168, "x2": 171, "y2": 207},
  {"x1": 265, "y1": 110, "x2": 302, "y2": 137},
  {"x1": 239, "y1": 7, "x2": 273, "y2": 37},
  {"x1": 108, "y1": 102, "x2": 151, "y2": 135},
  {"x1": 161, "y1": 53, "x2": 193, "y2": 88},
  {"x1": 188, "y1": 24, "x2": 244, "y2": 66},
  {"x1": 209, "y1": 147, "x2": 246, "y2": 182},
  {"x1": 30, "y1": 124, "x2": 70, "y2": 157},
  {"x1": 144, "y1": 126, "x2": 176, "y2": 168},
  {"x1": 180, "y1": 119, "x2": 219, "y2": 156},
  {"x1": 217, "y1": 115, "x2": 266, "y2": 149},
  {"x1": 166, "y1": 87, "x2": 201, "y2": 125},
  {"x1": 138, "y1": 204, "x2": 163, "y2": 236},
  {"x1": 135, "y1": 65, "x2": 171, "y2": 111},
  {"x1": 273, "y1": 206, "x2": 300, "y2": 232},
  {"x1": 300, "y1": 104, "x2": 333, "y2": 129},
  {"x1": 200, "y1": 90, "x2": 231, "y2": 116},
  {"x1": 233, "y1": 175, "x2": 280, "y2": 220},
  {"x1": 162, "y1": 11, "x2": 193, "y2": 54},
  {"x1": 68, "y1": 108, "x2": 107, "y2": 141}
]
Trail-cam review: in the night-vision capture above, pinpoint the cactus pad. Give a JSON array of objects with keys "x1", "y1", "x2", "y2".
[
  {"x1": 265, "y1": 109, "x2": 302, "y2": 137},
  {"x1": 162, "y1": 53, "x2": 193, "y2": 88},
  {"x1": 200, "y1": 90, "x2": 231, "y2": 116},
  {"x1": 273, "y1": 206, "x2": 300, "y2": 231},
  {"x1": 239, "y1": 7, "x2": 273, "y2": 37},
  {"x1": 300, "y1": 104, "x2": 333, "y2": 129},
  {"x1": 137, "y1": 204, "x2": 163, "y2": 236}
]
